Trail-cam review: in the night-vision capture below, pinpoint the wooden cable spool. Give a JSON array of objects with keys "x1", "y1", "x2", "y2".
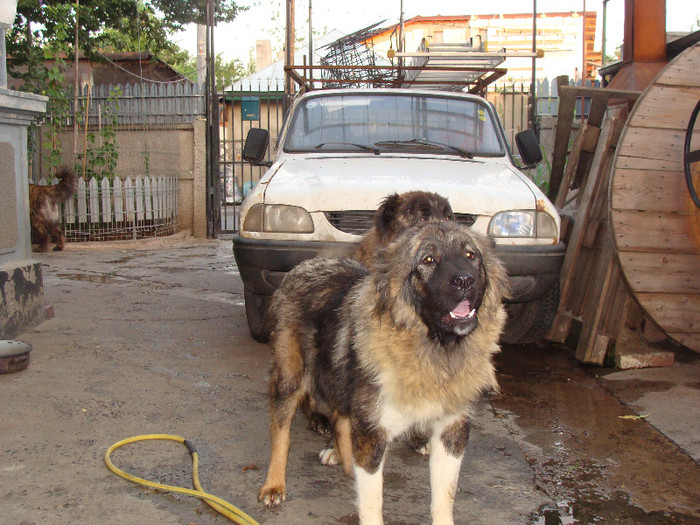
[{"x1": 610, "y1": 42, "x2": 700, "y2": 352}]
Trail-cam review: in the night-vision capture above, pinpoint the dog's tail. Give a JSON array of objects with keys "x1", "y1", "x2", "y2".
[{"x1": 52, "y1": 166, "x2": 78, "y2": 203}]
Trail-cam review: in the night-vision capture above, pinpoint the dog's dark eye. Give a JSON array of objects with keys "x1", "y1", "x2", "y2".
[
  {"x1": 465, "y1": 251, "x2": 476, "y2": 260},
  {"x1": 423, "y1": 255, "x2": 436, "y2": 265}
]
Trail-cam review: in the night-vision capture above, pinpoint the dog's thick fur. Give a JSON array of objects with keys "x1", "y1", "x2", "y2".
[
  {"x1": 259, "y1": 221, "x2": 508, "y2": 524},
  {"x1": 350, "y1": 190, "x2": 455, "y2": 266},
  {"x1": 29, "y1": 167, "x2": 77, "y2": 252},
  {"x1": 306, "y1": 191, "x2": 456, "y2": 434}
]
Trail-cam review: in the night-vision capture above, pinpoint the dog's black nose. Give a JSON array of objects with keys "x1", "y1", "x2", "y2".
[{"x1": 450, "y1": 274, "x2": 475, "y2": 290}]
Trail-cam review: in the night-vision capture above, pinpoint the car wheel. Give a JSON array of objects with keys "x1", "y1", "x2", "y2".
[
  {"x1": 501, "y1": 282, "x2": 560, "y2": 345},
  {"x1": 244, "y1": 288, "x2": 272, "y2": 343}
]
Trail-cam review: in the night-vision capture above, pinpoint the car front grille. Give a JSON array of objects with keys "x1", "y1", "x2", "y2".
[
  {"x1": 324, "y1": 211, "x2": 375, "y2": 235},
  {"x1": 324, "y1": 211, "x2": 477, "y2": 235}
]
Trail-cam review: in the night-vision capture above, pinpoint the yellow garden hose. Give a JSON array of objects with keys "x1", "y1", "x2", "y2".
[{"x1": 104, "y1": 434, "x2": 260, "y2": 525}]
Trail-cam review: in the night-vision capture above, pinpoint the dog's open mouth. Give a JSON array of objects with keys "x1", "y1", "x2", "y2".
[
  {"x1": 448, "y1": 300, "x2": 476, "y2": 321},
  {"x1": 438, "y1": 299, "x2": 480, "y2": 338}
]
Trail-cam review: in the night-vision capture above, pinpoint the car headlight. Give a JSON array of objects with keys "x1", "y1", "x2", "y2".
[
  {"x1": 242, "y1": 204, "x2": 314, "y2": 233},
  {"x1": 488, "y1": 210, "x2": 558, "y2": 238}
]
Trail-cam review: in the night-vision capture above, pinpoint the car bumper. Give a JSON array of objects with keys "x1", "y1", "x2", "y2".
[{"x1": 233, "y1": 236, "x2": 565, "y2": 302}]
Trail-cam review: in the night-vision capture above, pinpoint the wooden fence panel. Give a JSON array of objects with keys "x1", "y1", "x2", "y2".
[
  {"x1": 77, "y1": 178, "x2": 88, "y2": 223},
  {"x1": 88, "y1": 177, "x2": 100, "y2": 223},
  {"x1": 144, "y1": 177, "x2": 153, "y2": 221},
  {"x1": 124, "y1": 178, "x2": 135, "y2": 222},
  {"x1": 135, "y1": 178, "x2": 145, "y2": 221},
  {"x1": 113, "y1": 177, "x2": 124, "y2": 222},
  {"x1": 101, "y1": 178, "x2": 111, "y2": 223}
]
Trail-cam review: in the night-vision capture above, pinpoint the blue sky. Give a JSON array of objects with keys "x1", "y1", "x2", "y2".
[{"x1": 173, "y1": 0, "x2": 700, "y2": 64}]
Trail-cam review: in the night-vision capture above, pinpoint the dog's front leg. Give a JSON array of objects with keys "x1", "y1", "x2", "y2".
[
  {"x1": 353, "y1": 427, "x2": 388, "y2": 525},
  {"x1": 429, "y1": 416, "x2": 471, "y2": 525}
]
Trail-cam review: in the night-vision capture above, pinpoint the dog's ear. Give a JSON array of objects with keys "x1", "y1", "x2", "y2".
[{"x1": 374, "y1": 193, "x2": 402, "y2": 241}]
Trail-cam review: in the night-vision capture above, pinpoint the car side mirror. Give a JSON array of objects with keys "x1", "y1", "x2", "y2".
[
  {"x1": 515, "y1": 129, "x2": 543, "y2": 167},
  {"x1": 243, "y1": 128, "x2": 272, "y2": 167}
]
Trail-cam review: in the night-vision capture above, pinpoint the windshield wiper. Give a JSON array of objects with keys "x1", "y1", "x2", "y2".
[
  {"x1": 374, "y1": 138, "x2": 474, "y2": 159},
  {"x1": 314, "y1": 142, "x2": 381, "y2": 155}
]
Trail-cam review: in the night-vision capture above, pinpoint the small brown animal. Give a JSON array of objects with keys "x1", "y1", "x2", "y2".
[{"x1": 29, "y1": 167, "x2": 78, "y2": 252}]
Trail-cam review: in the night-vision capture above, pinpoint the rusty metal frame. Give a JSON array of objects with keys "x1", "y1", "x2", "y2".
[{"x1": 284, "y1": 64, "x2": 508, "y2": 95}]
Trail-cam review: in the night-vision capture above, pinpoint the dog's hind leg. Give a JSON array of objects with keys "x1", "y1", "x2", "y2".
[
  {"x1": 52, "y1": 228, "x2": 66, "y2": 251},
  {"x1": 258, "y1": 331, "x2": 305, "y2": 507},
  {"x1": 318, "y1": 413, "x2": 354, "y2": 477},
  {"x1": 429, "y1": 416, "x2": 470, "y2": 525},
  {"x1": 37, "y1": 232, "x2": 51, "y2": 253}
]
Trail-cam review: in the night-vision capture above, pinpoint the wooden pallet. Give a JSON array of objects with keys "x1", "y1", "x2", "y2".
[{"x1": 543, "y1": 83, "x2": 679, "y2": 365}]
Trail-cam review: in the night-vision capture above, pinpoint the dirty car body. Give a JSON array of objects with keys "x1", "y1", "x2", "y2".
[{"x1": 233, "y1": 89, "x2": 565, "y2": 344}]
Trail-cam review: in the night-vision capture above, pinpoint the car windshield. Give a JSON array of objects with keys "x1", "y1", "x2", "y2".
[{"x1": 283, "y1": 92, "x2": 506, "y2": 157}]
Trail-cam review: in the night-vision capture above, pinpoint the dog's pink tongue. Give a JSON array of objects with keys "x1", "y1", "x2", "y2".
[{"x1": 451, "y1": 300, "x2": 472, "y2": 318}]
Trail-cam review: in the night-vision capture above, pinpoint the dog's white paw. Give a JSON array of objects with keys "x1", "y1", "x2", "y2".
[
  {"x1": 319, "y1": 448, "x2": 339, "y2": 466},
  {"x1": 414, "y1": 443, "x2": 431, "y2": 456}
]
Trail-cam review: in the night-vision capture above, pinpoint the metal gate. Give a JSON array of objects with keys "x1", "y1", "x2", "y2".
[{"x1": 218, "y1": 80, "x2": 286, "y2": 233}]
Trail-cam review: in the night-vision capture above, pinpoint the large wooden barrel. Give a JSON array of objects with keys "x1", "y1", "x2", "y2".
[{"x1": 610, "y1": 42, "x2": 700, "y2": 352}]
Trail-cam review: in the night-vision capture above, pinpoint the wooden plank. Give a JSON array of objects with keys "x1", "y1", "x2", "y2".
[
  {"x1": 554, "y1": 123, "x2": 588, "y2": 208},
  {"x1": 135, "y1": 178, "x2": 145, "y2": 221},
  {"x1": 612, "y1": 210, "x2": 700, "y2": 253},
  {"x1": 666, "y1": 332, "x2": 700, "y2": 351},
  {"x1": 617, "y1": 252, "x2": 700, "y2": 293},
  {"x1": 611, "y1": 168, "x2": 687, "y2": 212},
  {"x1": 631, "y1": 84, "x2": 700, "y2": 130},
  {"x1": 558, "y1": 85, "x2": 642, "y2": 102},
  {"x1": 548, "y1": 75, "x2": 575, "y2": 201},
  {"x1": 614, "y1": 155, "x2": 682, "y2": 172},
  {"x1": 124, "y1": 178, "x2": 135, "y2": 223},
  {"x1": 88, "y1": 177, "x2": 100, "y2": 223},
  {"x1": 113, "y1": 177, "x2": 124, "y2": 222},
  {"x1": 101, "y1": 178, "x2": 111, "y2": 223},
  {"x1": 635, "y1": 292, "x2": 700, "y2": 335},
  {"x1": 77, "y1": 177, "x2": 87, "y2": 224},
  {"x1": 144, "y1": 177, "x2": 153, "y2": 221},
  {"x1": 575, "y1": 225, "x2": 620, "y2": 364},
  {"x1": 557, "y1": 116, "x2": 620, "y2": 305},
  {"x1": 655, "y1": 43, "x2": 700, "y2": 88},
  {"x1": 547, "y1": 309, "x2": 575, "y2": 344},
  {"x1": 616, "y1": 126, "x2": 686, "y2": 162}
]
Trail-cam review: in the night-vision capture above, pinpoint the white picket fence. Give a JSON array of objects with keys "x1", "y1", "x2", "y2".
[{"x1": 38, "y1": 175, "x2": 179, "y2": 242}]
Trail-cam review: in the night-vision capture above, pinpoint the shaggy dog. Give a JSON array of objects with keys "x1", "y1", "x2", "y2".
[
  {"x1": 304, "y1": 190, "x2": 456, "y2": 434},
  {"x1": 258, "y1": 221, "x2": 508, "y2": 524},
  {"x1": 349, "y1": 190, "x2": 455, "y2": 266},
  {"x1": 29, "y1": 167, "x2": 77, "y2": 252}
]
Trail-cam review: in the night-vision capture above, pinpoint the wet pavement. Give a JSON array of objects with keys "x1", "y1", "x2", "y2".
[
  {"x1": 492, "y1": 345, "x2": 700, "y2": 524},
  {"x1": 1, "y1": 234, "x2": 699, "y2": 524}
]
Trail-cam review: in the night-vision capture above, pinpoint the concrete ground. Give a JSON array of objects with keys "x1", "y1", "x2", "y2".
[{"x1": 1, "y1": 234, "x2": 698, "y2": 525}]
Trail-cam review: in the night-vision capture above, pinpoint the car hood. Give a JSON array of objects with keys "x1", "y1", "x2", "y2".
[{"x1": 262, "y1": 154, "x2": 537, "y2": 215}]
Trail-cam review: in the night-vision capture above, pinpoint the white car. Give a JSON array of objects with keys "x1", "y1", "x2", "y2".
[{"x1": 233, "y1": 88, "x2": 564, "y2": 344}]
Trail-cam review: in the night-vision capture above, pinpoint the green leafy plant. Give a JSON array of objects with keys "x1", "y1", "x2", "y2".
[{"x1": 78, "y1": 86, "x2": 121, "y2": 181}]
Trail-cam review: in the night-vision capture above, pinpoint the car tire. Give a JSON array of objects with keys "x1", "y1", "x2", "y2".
[
  {"x1": 501, "y1": 282, "x2": 560, "y2": 345},
  {"x1": 244, "y1": 288, "x2": 272, "y2": 343}
]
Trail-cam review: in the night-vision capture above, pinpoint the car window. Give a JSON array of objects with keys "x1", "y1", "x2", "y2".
[{"x1": 284, "y1": 93, "x2": 506, "y2": 157}]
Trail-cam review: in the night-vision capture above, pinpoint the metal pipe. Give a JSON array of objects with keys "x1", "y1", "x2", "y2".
[
  {"x1": 530, "y1": 0, "x2": 537, "y2": 132},
  {"x1": 0, "y1": 27, "x2": 6, "y2": 89},
  {"x1": 602, "y1": 0, "x2": 608, "y2": 67},
  {"x1": 391, "y1": 50, "x2": 543, "y2": 58}
]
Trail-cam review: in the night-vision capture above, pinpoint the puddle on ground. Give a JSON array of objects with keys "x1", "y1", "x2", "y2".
[
  {"x1": 56, "y1": 273, "x2": 118, "y2": 284},
  {"x1": 104, "y1": 256, "x2": 134, "y2": 264},
  {"x1": 492, "y1": 343, "x2": 700, "y2": 525}
]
